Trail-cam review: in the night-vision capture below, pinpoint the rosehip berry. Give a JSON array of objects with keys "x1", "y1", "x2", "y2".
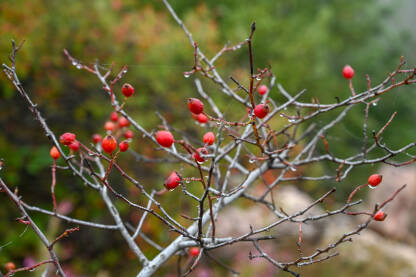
[
  {"x1": 254, "y1": 104, "x2": 269, "y2": 119},
  {"x1": 118, "y1": 117, "x2": 130, "y2": 128},
  {"x1": 110, "y1": 111, "x2": 118, "y2": 122},
  {"x1": 50, "y1": 146, "x2": 60, "y2": 160},
  {"x1": 92, "y1": 134, "x2": 102, "y2": 144},
  {"x1": 121, "y1": 83, "x2": 135, "y2": 98},
  {"x1": 164, "y1": 171, "x2": 181, "y2": 190},
  {"x1": 258, "y1": 85, "x2": 268, "y2": 95},
  {"x1": 342, "y1": 65, "x2": 355, "y2": 79},
  {"x1": 104, "y1": 121, "x2": 116, "y2": 132},
  {"x1": 368, "y1": 174, "x2": 382, "y2": 188},
  {"x1": 156, "y1": 131, "x2": 174, "y2": 147},
  {"x1": 59, "y1": 132, "x2": 76, "y2": 146},
  {"x1": 119, "y1": 140, "x2": 129, "y2": 152},
  {"x1": 187, "y1": 98, "x2": 204, "y2": 114},
  {"x1": 189, "y1": 247, "x2": 200, "y2": 257},
  {"x1": 193, "y1": 147, "x2": 208, "y2": 163},
  {"x1": 102, "y1": 135, "x2": 117, "y2": 154},
  {"x1": 69, "y1": 140, "x2": 80, "y2": 152},
  {"x1": 203, "y1": 132, "x2": 215, "y2": 145},
  {"x1": 193, "y1": 113, "x2": 207, "y2": 123},
  {"x1": 124, "y1": 130, "x2": 134, "y2": 139},
  {"x1": 4, "y1": 262, "x2": 15, "y2": 271},
  {"x1": 374, "y1": 210, "x2": 387, "y2": 221}
]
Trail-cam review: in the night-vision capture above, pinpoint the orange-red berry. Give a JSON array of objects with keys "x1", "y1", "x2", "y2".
[
  {"x1": 118, "y1": 117, "x2": 130, "y2": 128},
  {"x1": 59, "y1": 132, "x2": 76, "y2": 146},
  {"x1": 102, "y1": 135, "x2": 117, "y2": 154},
  {"x1": 203, "y1": 132, "x2": 215, "y2": 145},
  {"x1": 254, "y1": 104, "x2": 269, "y2": 119},
  {"x1": 164, "y1": 171, "x2": 181, "y2": 190},
  {"x1": 119, "y1": 140, "x2": 129, "y2": 152},
  {"x1": 124, "y1": 130, "x2": 134, "y2": 139},
  {"x1": 121, "y1": 83, "x2": 135, "y2": 98},
  {"x1": 92, "y1": 134, "x2": 102, "y2": 143},
  {"x1": 193, "y1": 147, "x2": 208, "y2": 163},
  {"x1": 156, "y1": 131, "x2": 174, "y2": 147},
  {"x1": 189, "y1": 247, "x2": 200, "y2": 257},
  {"x1": 50, "y1": 146, "x2": 60, "y2": 160},
  {"x1": 104, "y1": 121, "x2": 116, "y2": 132},
  {"x1": 342, "y1": 65, "x2": 355, "y2": 79},
  {"x1": 368, "y1": 174, "x2": 382, "y2": 187},
  {"x1": 187, "y1": 98, "x2": 204, "y2": 114},
  {"x1": 258, "y1": 85, "x2": 268, "y2": 95},
  {"x1": 110, "y1": 112, "x2": 118, "y2": 122},
  {"x1": 69, "y1": 140, "x2": 80, "y2": 152},
  {"x1": 374, "y1": 210, "x2": 387, "y2": 221},
  {"x1": 5, "y1": 262, "x2": 16, "y2": 271}
]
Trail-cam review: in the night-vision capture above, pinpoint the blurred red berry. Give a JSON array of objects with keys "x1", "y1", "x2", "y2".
[
  {"x1": 254, "y1": 104, "x2": 269, "y2": 119},
  {"x1": 258, "y1": 85, "x2": 268, "y2": 95},
  {"x1": 121, "y1": 83, "x2": 135, "y2": 97},
  {"x1": 189, "y1": 247, "x2": 200, "y2": 257},
  {"x1": 203, "y1": 132, "x2": 215, "y2": 145},
  {"x1": 59, "y1": 132, "x2": 76, "y2": 146},
  {"x1": 164, "y1": 171, "x2": 181, "y2": 190},
  {"x1": 187, "y1": 98, "x2": 204, "y2": 114},
  {"x1": 193, "y1": 147, "x2": 208, "y2": 163},
  {"x1": 69, "y1": 140, "x2": 80, "y2": 152},
  {"x1": 374, "y1": 210, "x2": 387, "y2": 221},
  {"x1": 119, "y1": 141, "x2": 129, "y2": 152},
  {"x1": 50, "y1": 146, "x2": 60, "y2": 160},
  {"x1": 124, "y1": 130, "x2": 134, "y2": 139},
  {"x1": 368, "y1": 174, "x2": 382, "y2": 187},
  {"x1": 110, "y1": 112, "x2": 118, "y2": 122},
  {"x1": 196, "y1": 113, "x2": 208, "y2": 123},
  {"x1": 104, "y1": 121, "x2": 116, "y2": 131},
  {"x1": 102, "y1": 135, "x2": 117, "y2": 154},
  {"x1": 342, "y1": 65, "x2": 355, "y2": 79},
  {"x1": 118, "y1": 117, "x2": 130, "y2": 128},
  {"x1": 92, "y1": 134, "x2": 102, "y2": 143},
  {"x1": 156, "y1": 131, "x2": 174, "y2": 147},
  {"x1": 5, "y1": 262, "x2": 16, "y2": 271}
]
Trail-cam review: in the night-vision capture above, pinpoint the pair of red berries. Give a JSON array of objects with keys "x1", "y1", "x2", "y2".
[
  {"x1": 101, "y1": 135, "x2": 129, "y2": 154},
  {"x1": 59, "y1": 132, "x2": 80, "y2": 152}
]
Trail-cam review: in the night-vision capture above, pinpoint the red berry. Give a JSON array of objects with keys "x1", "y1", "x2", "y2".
[
  {"x1": 189, "y1": 247, "x2": 200, "y2": 257},
  {"x1": 118, "y1": 117, "x2": 130, "y2": 128},
  {"x1": 59, "y1": 132, "x2": 76, "y2": 146},
  {"x1": 156, "y1": 131, "x2": 174, "y2": 147},
  {"x1": 69, "y1": 140, "x2": 80, "y2": 152},
  {"x1": 374, "y1": 210, "x2": 387, "y2": 221},
  {"x1": 254, "y1": 104, "x2": 269, "y2": 119},
  {"x1": 196, "y1": 113, "x2": 208, "y2": 123},
  {"x1": 104, "y1": 121, "x2": 116, "y2": 132},
  {"x1": 121, "y1": 83, "x2": 135, "y2": 98},
  {"x1": 92, "y1": 134, "x2": 102, "y2": 143},
  {"x1": 193, "y1": 147, "x2": 208, "y2": 163},
  {"x1": 164, "y1": 171, "x2": 181, "y2": 190},
  {"x1": 119, "y1": 140, "x2": 129, "y2": 152},
  {"x1": 50, "y1": 146, "x2": 60, "y2": 160},
  {"x1": 124, "y1": 130, "x2": 134, "y2": 139},
  {"x1": 368, "y1": 174, "x2": 382, "y2": 187},
  {"x1": 4, "y1": 262, "x2": 16, "y2": 271},
  {"x1": 203, "y1": 132, "x2": 215, "y2": 145},
  {"x1": 102, "y1": 135, "x2": 117, "y2": 154},
  {"x1": 187, "y1": 98, "x2": 204, "y2": 114},
  {"x1": 258, "y1": 85, "x2": 268, "y2": 95},
  {"x1": 342, "y1": 65, "x2": 355, "y2": 79},
  {"x1": 110, "y1": 112, "x2": 118, "y2": 122}
]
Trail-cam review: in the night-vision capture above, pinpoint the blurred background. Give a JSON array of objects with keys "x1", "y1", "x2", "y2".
[{"x1": 1, "y1": 0, "x2": 416, "y2": 276}]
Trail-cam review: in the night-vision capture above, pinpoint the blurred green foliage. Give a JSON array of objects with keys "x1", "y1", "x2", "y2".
[{"x1": 0, "y1": 0, "x2": 415, "y2": 276}]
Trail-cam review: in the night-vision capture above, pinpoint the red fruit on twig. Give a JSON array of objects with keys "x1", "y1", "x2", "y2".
[
  {"x1": 92, "y1": 134, "x2": 102, "y2": 143},
  {"x1": 110, "y1": 111, "x2": 118, "y2": 122},
  {"x1": 119, "y1": 140, "x2": 129, "y2": 152},
  {"x1": 5, "y1": 262, "x2": 16, "y2": 271},
  {"x1": 342, "y1": 65, "x2": 355, "y2": 79},
  {"x1": 121, "y1": 83, "x2": 135, "y2": 97},
  {"x1": 193, "y1": 147, "x2": 208, "y2": 163},
  {"x1": 102, "y1": 135, "x2": 117, "y2": 154},
  {"x1": 50, "y1": 146, "x2": 60, "y2": 160},
  {"x1": 203, "y1": 132, "x2": 215, "y2": 145},
  {"x1": 187, "y1": 98, "x2": 204, "y2": 114},
  {"x1": 118, "y1": 116, "x2": 130, "y2": 128},
  {"x1": 124, "y1": 130, "x2": 134, "y2": 139},
  {"x1": 156, "y1": 131, "x2": 174, "y2": 147},
  {"x1": 258, "y1": 85, "x2": 268, "y2": 95},
  {"x1": 254, "y1": 104, "x2": 269, "y2": 119},
  {"x1": 104, "y1": 121, "x2": 116, "y2": 132},
  {"x1": 368, "y1": 174, "x2": 382, "y2": 188},
  {"x1": 69, "y1": 140, "x2": 80, "y2": 152},
  {"x1": 164, "y1": 171, "x2": 181, "y2": 190},
  {"x1": 374, "y1": 210, "x2": 387, "y2": 221},
  {"x1": 59, "y1": 132, "x2": 76, "y2": 146},
  {"x1": 189, "y1": 247, "x2": 200, "y2": 257}
]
